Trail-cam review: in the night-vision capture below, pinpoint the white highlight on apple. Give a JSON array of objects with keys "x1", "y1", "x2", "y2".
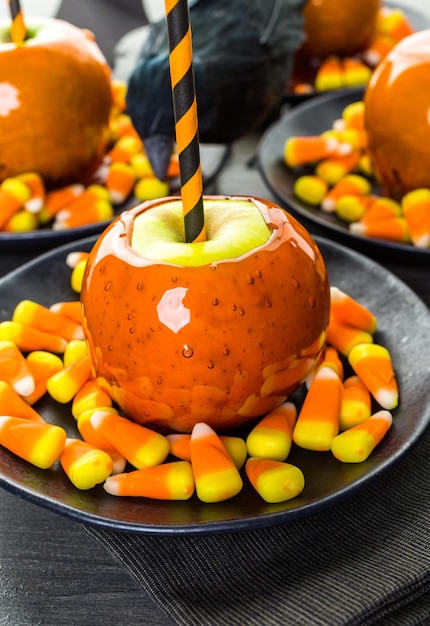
[
  {"x1": 156, "y1": 287, "x2": 190, "y2": 332},
  {"x1": 0, "y1": 83, "x2": 19, "y2": 116}
]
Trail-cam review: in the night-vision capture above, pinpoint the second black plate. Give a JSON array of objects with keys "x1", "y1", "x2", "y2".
[{"x1": 257, "y1": 87, "x2": 430, "y2": 263}]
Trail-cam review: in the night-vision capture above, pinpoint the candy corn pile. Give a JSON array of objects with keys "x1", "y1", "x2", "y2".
[
  {"x1": 285, "y1": 99, "x2": 430, "y2": 249},
  {"x1": 0, "y1": 251, "x2": 399, "y2": 505},
  {"x1": 290, "y1": 7, "x2": 415, "y2": 95},
  {"x1": 0, "y1": 81, "x2": 179, "y2": 234}
]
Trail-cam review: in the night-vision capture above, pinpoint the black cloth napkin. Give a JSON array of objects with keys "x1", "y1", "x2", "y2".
[{"x1": 84, "y1": 425, "x2": 430, "y2": 626}]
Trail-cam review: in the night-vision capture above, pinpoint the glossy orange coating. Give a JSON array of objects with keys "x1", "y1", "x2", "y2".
[
  {"x1": 0, "y1": 17, "x2": 112, "y2": 185},
  {"x1": 81, "y1": 196, "x2": 330, "y2": 433},
  {"x1": 297, "y1": 0, "x2": 382, "y2": 59},
  {"x1": 364, "y1": 30, "x2": 430, "y2": 200}
]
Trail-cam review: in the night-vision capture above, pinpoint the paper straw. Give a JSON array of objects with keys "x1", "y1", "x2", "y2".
[
  {"x1": 7, "y1": 0, "x2": 26, "y2": 43},
  {"x1": 164, "y1": 0, "x2": 206, "y2": 243}
]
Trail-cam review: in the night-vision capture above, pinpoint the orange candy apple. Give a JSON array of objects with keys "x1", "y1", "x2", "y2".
[
  {"x1": 297, "y1": 0, "x2": 381, "y2": 59},
  {"x1": 365, "y1": 29, "x2": 430, "y2": 199},
  {"x1": 81, "y1": 196, "x2": 330, "y2": 434},
  {"x1": 0, "y1": 17, "x2": 112, "y2": 185}
]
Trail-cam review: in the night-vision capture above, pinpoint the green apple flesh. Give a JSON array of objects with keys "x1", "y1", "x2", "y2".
[{"x1": 131, "y1": 198, "x2": 272, "y2": 266}]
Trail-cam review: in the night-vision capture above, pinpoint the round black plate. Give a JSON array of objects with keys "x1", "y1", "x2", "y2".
[
  {"x1": 0, "y1": 234, "x2": 429, "y2": 535},
  {"x1": 257, "y1": 87, "x2": 430, "y2": 263}
]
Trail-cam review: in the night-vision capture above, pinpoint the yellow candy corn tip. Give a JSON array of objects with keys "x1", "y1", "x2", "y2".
[
  {"x1": 248, "y1": 461, "x2": 305, "y2": 503},
  {"x1": 195, "y1": 469, "x2": 243, "y2": 503},
  {"x1": 66, "y1": 454, "x2": 113, "y2": 490}
]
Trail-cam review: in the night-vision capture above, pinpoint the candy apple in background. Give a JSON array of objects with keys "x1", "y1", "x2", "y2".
[
  {"x1": 364, "y1": 29, "x2": 430, "y2": 200},
  {"x1": 81, "y1": 196, "x2": 330, "y2": 434},
  {"x1": 296, "y1": 0, "x2": 381, "y2": 59},
  {"x1": 0, "y1": 17, "x2": 112, "y2": 185}
]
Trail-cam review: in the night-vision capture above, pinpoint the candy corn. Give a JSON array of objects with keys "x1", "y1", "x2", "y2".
[
  {"x1": 315, "y1": 56, "x2": 343, "y2": 92},
  {"x1": 72, "y1": 379, "x2": 113, "y2": 420},
  {"x1": 340, "y1": 376, "x2": 372, "y2": 431},
  {"x1": 76, "y1": 409, "x2": 125, "y2": 475},
  {"x1": 60, "y1": 438, "x2": 113, "y2": 490},
  {"x1": 246, "y1": 401, "x2": 296, "y2": 461},
  {"x1": 293, "y1": 366, "x2": 342, "y2": 451},
  {"x1": 331, "y1": 410, "x2": 392, "y2": 463},
  {"x1": 89, "y1": 411, "x2": 170, "y2": 469},
  {"x1": 104, "y1": 461, "x2": 195, "y2": 500},
  {"x1": 190, "y1": 422, "x2": 243, "y2": 502},
  {"x1": 401, "y1": 189, "x2": 430, "y2": 248},
  {"x1": 63, "y1": 339, "x2": 88, "y2": 367},
  {"x1": 12, "y1": 299, "x2": 83, "y2": 342},
  {"x1": 66, "y1": 251, "x2": 89, "y2": 269},
  {"x1": 0, "y1": 380, "x2": 45, "y2": 422},
  {"x1": 39, "y1": 184, "x2": 84, "y2": 223},
  {"x1": 24, "y1": 351, "x2": 64, "y2": 405},
  {"x1": 335, "y1": 194, "x2": 373, "y2": 223},
  {"x1": 167, "y1": 433, "x2": 247, "y2": 470},
  {"x1": 348, "y1": 343, "x2": 398, "y2": 410},
  {"x1": 342, "y1": 58, "x2": 372, "y2": 88},
  {"x1": 18, "y1": 172, "x2": 45, "y2": 213},
  {"x1": 70, "y1": 259, "x2": 88, "y2": 293},
  {"x1": 106, "y1": 161, "x2": 136, "y2": 204},
  {"x1": 284, "y1": 135, "x2": 339, "y2": 168},
  {"x1": 326, "y1": 315, "x2": 373, "y2": 357},
  {"x1": 0, "y1": 340, "x2": 35, "y2": 397},
  {"x1": 349, "y1": 217, "x2": 411, "y2": 243},
  {"x1": 315, "y1": 151, "x2": 361, "y2": 185},
  {"x1": 46, "y1": 354, "x2": 92, "y2": 404},
  {"x1": 134, "y1": 177, "x2": 170, "y2": 201},
  {"x1": 0, "y1": 177, "x2": 31, "y2": 228},
  {"x1": 49, "y1": 301, "x2": 83, "y2": 325},
  {"x1": 245, "y1": 457, "x2": 305, "y2": 503},
  {"x1": 293, "y1": 175, "x2": 328, "y2": 206},
  {"x1": 0, "y1": 321, "x2": 67, "y2": 353},
  {"x1": 0, "y1": 416, "x2": 66, "y2": 469},
  {"x1": 330, "y1": 287, "x2": 377, "y2": 334},
  {"x1": 321, "y1": 174, "x2": 371, "y2": 213}
]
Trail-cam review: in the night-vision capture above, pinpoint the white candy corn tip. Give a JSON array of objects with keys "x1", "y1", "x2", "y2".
[
  {"x1": 375, "y1": 390, "x2": 399, "y2": 410},
  {"x1": 13, "y1": 375, "x2": 35, "y2": 397},
  {"x1": 103, "y1": 475, "x2": 120, "y2": 496},
  {"x1": 191, "y1": 422, "x2": 215, "y2": 440},
  {"x1": 89, "y1": 410, "x2": 108, "y2": 430}
]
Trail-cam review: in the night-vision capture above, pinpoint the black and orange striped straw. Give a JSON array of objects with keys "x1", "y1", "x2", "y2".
[
  {"x1": 7, "y1": 0, "x2": 26, "y2": 43},
  {"x1": 164, "y1": 0, "x2": 206, "y2": 243}
]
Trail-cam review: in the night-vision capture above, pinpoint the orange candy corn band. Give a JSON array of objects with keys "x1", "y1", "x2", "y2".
[
  {"x1": 0, "y1": 416, "x2": 66, "y2": 469},
  {"x1": 104, "y1": 461, "x2": 195, "y2": 500},
  {"x1": 246, "y1": 401, "x2": 297, "y2": 461},
  {"x1": 190, "y1": 422, "x2": 243, "y2": 502},
  {"x1": 348, "y1": 343, "x2": 398, "y2": 410},
  {"x1": 89, "y1": 410, "x2": 170, "y2": 469},
  {"x1": 293, "y1": 366, "x2": 343, "y2": 451}
]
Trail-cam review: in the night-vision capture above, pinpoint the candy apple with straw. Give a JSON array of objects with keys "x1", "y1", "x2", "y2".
[
  {"x1": 0, "y1": 2, "x2": 112, "y2": 185},
  {"x1": 81, "y1": 0, "x2": 330, "y2": 434}
]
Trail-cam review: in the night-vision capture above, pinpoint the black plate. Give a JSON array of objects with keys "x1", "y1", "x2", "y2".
[
  {"x1": 258, "y1": 87, "x2": 430, "y2": 263},
  {"x1": 285, "y1": 1, "x2": 430, "y2": 103},
  {"x1": 0, "y1": 144, "x2": 230, "y2": 253},
  {"x1": 0, "y1": 234, "x2": 429, "y2": 535}
]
